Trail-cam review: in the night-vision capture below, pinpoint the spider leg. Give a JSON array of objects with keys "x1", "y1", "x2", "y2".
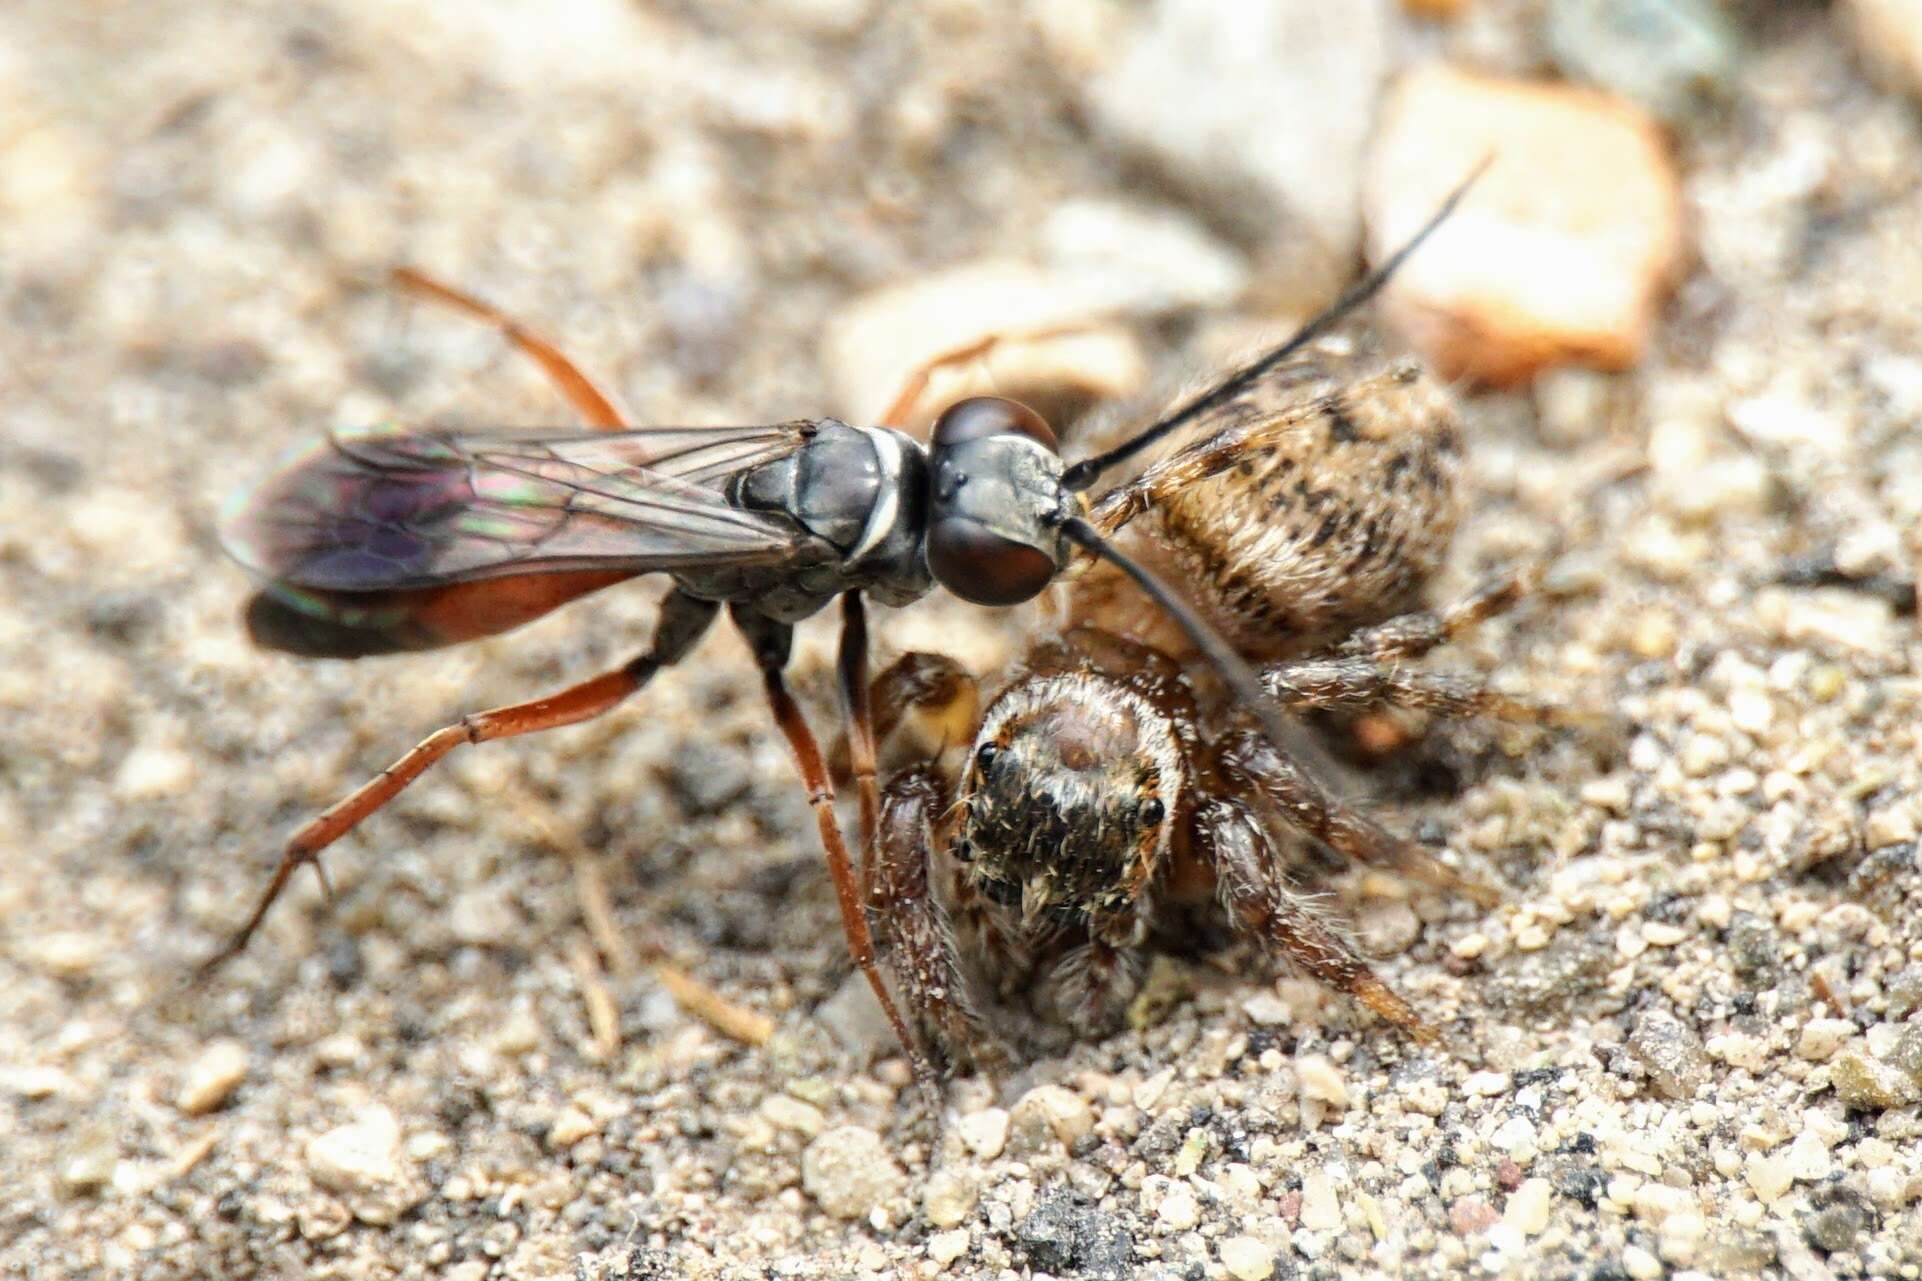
[
  {"x1": 1216, "y1": 725, "x2": 1499, "y2": 908},
  {"x1": 870, "y1": 764, "x2": 1012, "y2": 1075},
  {"x1": 1331, "y1": 569, "x2": 1538, "y2": 662},
  {"x1": 1268, "y1": 568, "x2": 1613, "y2": 733},
  {"x1": 389, "y1": 266, "x2": 629, "y2": 430},
  {"x1": 202, "y1": 591, "x2": 718, "y2": 973},
  {"x1": 1262, "y1": 658, "x2": 1597, "y2": 728},
  {"x1": 1196, "y1": 789, "x2": 1433, "y2": 1041}
]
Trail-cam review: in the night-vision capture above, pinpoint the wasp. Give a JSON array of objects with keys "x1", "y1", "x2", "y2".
[
  {"x1": 208, "y1": 180, "x2": 1483, "y2": 1096},
  {"x1": 863, "y1": 333, "x2": 1596, "y2": 1069}
]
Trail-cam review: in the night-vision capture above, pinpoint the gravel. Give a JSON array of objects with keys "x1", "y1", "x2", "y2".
[{"x1": 5, "y1": 2, "x2": 1921, "y2": 1278}]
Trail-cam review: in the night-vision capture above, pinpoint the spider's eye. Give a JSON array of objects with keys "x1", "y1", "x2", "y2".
[
  {"x1": 975, "y1": 741, "x2": 1000, "y2": 773},
  {"x1": 1138, "y1": 797, "x2": 1165, "y2": 827}
]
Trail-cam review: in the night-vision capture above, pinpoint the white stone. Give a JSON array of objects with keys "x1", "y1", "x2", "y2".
[
  {"x1": 307, "y1": 1107, "x2": 406, "y2": 1193},
  {"x1": 1156, "y1": 1184, "x2": 1201, "y2": 1231},
  {"x1": 800, "y1": 1126, "x2": 905, "y2": 1220},
  {"x1": 1296, "y1": 1055, "x2": 1349, "y2": 1109},
  {"x1": 926, "y1": 1228, "x2": 970, "y2": 1267},
  {"x1": 1299, "y1": 1169, "x2": 1342, "y2": 1231},
  {"x1": 1219, "y1": 1235, "x2": 1277, "y2": 1281},
  {"x1": 1504, "y1": 1178, "x2": 1553, "y2": 1236},
  {"x1": 177, "y1": 1040, "x2": 248, "y2": 1116},
  {"x1": 1087, "y1": 0, "x2": 1389, "y2": 256},
  {"x1": 956, "y1": 1107, "x2": 1010, "y2": 1160}
]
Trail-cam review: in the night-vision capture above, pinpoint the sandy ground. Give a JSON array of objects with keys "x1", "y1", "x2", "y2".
[{"x1": 4, "y1": 2, "x2": 1921, "y2": 1278}]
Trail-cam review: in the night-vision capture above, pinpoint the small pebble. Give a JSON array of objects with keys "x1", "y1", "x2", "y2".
[
  {"x1": 1831, "y1": 1046, "x2": 1920, "y2": 1110},
  {"x1": 1364, "y1": 64, "x2": 1683, "y2": 385},
  {"x1": 956, "y1": 1107, "x2": 1010, "y2": 1160},
  {"x1": 1745, "y1": 1151, "x2": 1793, "y2": 1203},
  {"x1": 1545, "y1": 0, "x2": 1740, "y2": 122},
  {"x1": 546, "y1": 1106, "x2": 597, "y2": 1150},
  {"x1": 926, "y1": 1228, "x2": 970, "y2": 1267},
  {"x1": 1798, "y1": 1018, "x2": 1855, "y2": 1062},
  {"x1": 821, "y1": 264, "x2": 1147, "y2": 429},
  {"x1": 922, "y1": 1168, "x2": 976, "y2": 1229},
  {"x1": 800, "y1": 1126, "x2": 904, "y2": 1220},
  {"x1": 1156, "y1": 1185, "x2": 1200, "y2": 1231},
  {"x1": 1844, "y1": 0, "x2": 1922, "y2": 100},
  {"x1": 1086, "y1": 0, "x2": 1388, "y2": 252},
  {"x1": 307, "y1": 1107, "x2": 406, "y2": 1194},
  {"x1": 1463, "y1": 1071, "x2": 1511, "y2": 1097},
  {"x1": 1504, "y1": 1177, "x2": 1553, "y2": 1236},
  {"x1": 1627, "y1": 1009, "x2": 1708, "y2": 1099},
  {"x1": 1218, "y1": 1234, "x2": 1276, "y2": 1281},
  {"x1": 56, "y1": 1126, "x2": 117, "y2": 1199},
  {"x1": 1296, "y1": 1054, "x2": 1349, "y2": 1109},
  {"x1": 1299, "y1": 1170, "x2": 1341, "y2": 1231},
  {"x1": 177, "y1": 1039, "x2": 249, "y2": 1116},
  {"x1": 759, "y1": 1093, "x2": 826, "y2": 1139},
  {"x1": 1009, "y1": 1084, "x2": 1095, "y2": 1151},
  {"x1": 1621, "y1": 1242, "x2": 1663, "y2": 1280}
]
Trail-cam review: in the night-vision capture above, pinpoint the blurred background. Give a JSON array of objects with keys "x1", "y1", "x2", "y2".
[{"x1": 3, "y1": 1, "x2": 1921, "y2": 1277}]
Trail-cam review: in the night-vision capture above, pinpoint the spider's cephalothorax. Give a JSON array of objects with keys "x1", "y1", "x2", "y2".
[{"x1": 959, "y1": 666, "x2": 1185, "y2": 939}]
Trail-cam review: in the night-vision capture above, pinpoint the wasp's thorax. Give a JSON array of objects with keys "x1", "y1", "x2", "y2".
[{"x1": 958, "y1": 671, "x2": 1184, "y2": 936}]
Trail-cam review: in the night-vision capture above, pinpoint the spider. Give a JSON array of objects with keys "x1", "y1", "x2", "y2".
[{"x1": 858, "y1": 333, "x2": 1592, "y2": 1070}]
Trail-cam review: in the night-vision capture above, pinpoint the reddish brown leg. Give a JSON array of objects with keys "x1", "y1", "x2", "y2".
[
  {"x1": 202, "y1": 593, "x2": 717, "y2": 972},
  {"x1": 731, "y1": 606, "x2": 941, "y2": 1110},
  {"x1": 876, "y1": 324, "x2": 1087, "y2": 429},
  {"x1": 837, "y1": 593, "x2": 881, "y2": 872},
  {"x1": 390, "y1": 266, "x2": 629, "y2": 430}
]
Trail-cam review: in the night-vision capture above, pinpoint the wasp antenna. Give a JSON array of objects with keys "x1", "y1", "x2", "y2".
[
  {"x1": 1061, "y1": 157, "x2": 1493, "y2": 494},
  {"x1": 1058, "y1": 518, "x2": 1300, "y2": 763}
]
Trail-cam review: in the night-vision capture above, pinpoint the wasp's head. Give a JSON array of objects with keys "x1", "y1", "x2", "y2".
[{"x1": 956, "y1": 671, "x2": 1182, "y2": 930}]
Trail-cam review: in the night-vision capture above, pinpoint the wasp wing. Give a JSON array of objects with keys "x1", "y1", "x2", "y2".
[{"x1": 223, "y1": 422, "x2": 825, "y2": 592}]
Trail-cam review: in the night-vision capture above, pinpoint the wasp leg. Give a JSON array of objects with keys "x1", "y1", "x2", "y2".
[
  {"x1": 201, "y1": 591, "x2": 718, "y2": 973},
  {"x1": 1195, "y1": 788, "x2": 1434, "y2": 1042},
  {"x1": 871, "y1": 764, "x2": 1012, "y2": 1075},
  {"x1": 389, "y1": 266, "x2": 629, "y2": 430},
  {"x1": 876, "y1": 324, "x2": 1092, "y2": 429},
  {"x1": 836, "y1": 594, "x2": 881, "y2": 873},
  {"x1": 731, "y1": 606, "x2": 943, "y2": 1114},
  {"x1": 1215, "y1": 725, "x2": 1499, "y2": 908}
]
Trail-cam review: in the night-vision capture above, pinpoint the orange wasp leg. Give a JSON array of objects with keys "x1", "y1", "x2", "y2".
[
  {"x1": 203, "y1": 592, "x2": 718, "y2": 972},
  {"x1": 876, "y1": 324, "x2": 1090, "y2": 430},
  {"x1": 389, "y1": 266, "x2": 630, "y2": 431},
  {"x1": 836, "y1": 593, "x2": 881, "y2": 875},
  {"x1": 732, "y1": 604, "x2": 941, "y2": 1111}
]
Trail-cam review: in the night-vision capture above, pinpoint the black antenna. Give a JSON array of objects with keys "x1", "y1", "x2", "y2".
[
  {"x1": 1059, "y1": 517, "x2": 1301, "y2": 763},
  {"x1": 1061, "y1": 158, "x2": 1492, "y2": 494}
]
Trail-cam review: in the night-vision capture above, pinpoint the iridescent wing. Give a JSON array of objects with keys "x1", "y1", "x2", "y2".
[{"x1": 222, "y1": 422, "x2": 822, "y2": 592}]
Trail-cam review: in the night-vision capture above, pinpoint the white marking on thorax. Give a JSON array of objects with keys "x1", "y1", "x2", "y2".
[{"x1": 848, "y1": 427, "x2": 906, "y2": 563}]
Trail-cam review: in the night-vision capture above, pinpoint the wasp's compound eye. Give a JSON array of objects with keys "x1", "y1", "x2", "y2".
[
  {"x1": 931, "y1": 396, "x2": 1058, "y2": 454},
  {"x1": 928, "y1": 518, "x2": 1055, "y2": 605}
]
